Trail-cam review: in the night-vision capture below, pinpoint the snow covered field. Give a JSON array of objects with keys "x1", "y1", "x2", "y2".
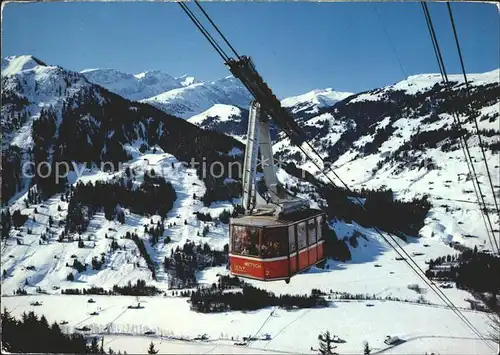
[{"x1": 1, "y1": 294, "x2": 494, "y2": 354}]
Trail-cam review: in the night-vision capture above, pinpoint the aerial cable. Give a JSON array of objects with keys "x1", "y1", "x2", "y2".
[
  {"x1": 178, "y1": 1, "x2": 229, "y2": 61},
  {"x1": 422, "y1": 2, "x2": 499, "y2": 255},
  {"x1": 177, "y1": 1, "x2": 230, "y2": 62},
  {"x1": 250, "y1": 307, "x2": 276, "y2": 344},
  {"x1": 178, "y1": 6, "x2": 496, "y2": 348},
  {"x1": 426, "y1": 2, "x2": 499, "y2": 254},
  {"x1": 251, "y1": 19, "x2": 494, "y2": 347},
  {"x1": 374, "y1": 6, "x2": 409, "y2": 80},
  {"x1": 422, "y1": 3, "x2": 448, "y2": 82},
  {"x1": 446, "y1": 1, "x2": 500, "y2": 217},
  {"x1": 298, "y1": 138, "x2": 493, "y2": 349},
  {"x1": 299, "y1": 140, "x2": 493, "y2": 349},
  {"x1": 422, "y1": 1, "x2": 495, "y2": 255},
  {"x1": 421, "y1": 2, "x2": 445, "y2": 81},
  {"x1": 194, "y1": 0, "x2": 242, "y2": 60},
  {"x1": 281, "y1": 133, "x2": 489, "y2": 347}
]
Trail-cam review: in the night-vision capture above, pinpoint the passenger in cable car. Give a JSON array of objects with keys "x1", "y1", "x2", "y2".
[
  {"x1": 234, "y1": 226, "x2": 259, "y2": 256},
  {"x1": 260, "y1": 241, "x2": 277, "y2": 258},
  {"x1": 260, "y1": 232, "x2": 286, "y2": 258},
  {"x1": 240, "y1": 244, "x2": 259, "y2": 256}
]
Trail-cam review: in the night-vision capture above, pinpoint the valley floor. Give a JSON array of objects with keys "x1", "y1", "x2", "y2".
[{"x1": 1, "y1": 293, "x2": 495, "y2": 354}]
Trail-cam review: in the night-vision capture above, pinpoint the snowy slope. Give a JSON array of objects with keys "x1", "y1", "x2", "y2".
[
  {"x1": 351, "y1": 70, "x2": 500, "y2": 103},
  {"x1": 273, "y1": 69, "x2": 500, "y2": 248},
  {"x1": 142, "y1": 76, "x2": 252, "y2": 119},
  {"x1": 81, "y1": 68, "x2": 189, "y2": 101},
  {"x1": 2, "y1": 56, "x2": 242, "y2": 294},
  {"x1": 187, "y1": 104, "x2": 250, "y2": 143},
  {"x1": 2, "y1": 55, "x2": 48, "y2": 76},
  {"x1": 1, "y1": 55, "x2": 96, "y2": 150},
  {"x1": 2, "y1": 153, "x2": 496, "y2": 354},
  {"x1": 1, "y1": 150, "x2": 233, "y2": 294},
  {"x1": 188, "y1": 104, "x2": 243, "y2": 126},
  {"x1": 81, "y1": 67, "x2": 252, "y2": 119},
  {"x1": 1, "y1": 294, "x2": 494, "y2": 354},
  {"x1": 281, "y1": 88, "x2": 353, "y2": 117}
]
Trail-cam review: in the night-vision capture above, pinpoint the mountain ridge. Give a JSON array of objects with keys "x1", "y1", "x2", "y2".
[{"x1": 77, "y1": 62, "x2": 355, "y2": 120}]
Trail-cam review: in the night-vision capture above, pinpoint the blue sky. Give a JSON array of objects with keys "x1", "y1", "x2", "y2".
[{"x1": 2, "y1": 1, "x2": 499, "y2": 98}]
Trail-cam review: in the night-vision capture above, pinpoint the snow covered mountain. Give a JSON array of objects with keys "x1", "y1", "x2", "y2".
[
  {"x1": 187, "y1": 104, "x2": 249, "y2": 142},
  {"x1": 274, "y1": 69, "x2": 500, "y2": 245},
  {"x1": 1, "y1": 54, "x2": 242, "y2": 296},
  {"x1": 2, "y1": 55, "x2": 95, "y2": 150},
  {"x1": 2, "y1": 55, "x2": 48, "y2": 76},
  {"x1": 81, "y1": 64, "x2": 353, "y2": 130},
  {"x1": 80, "y1": 68, "x2": 199, "y2": 101},
  {"x1": 281, "y1": 87, "x2": 353, "y2": 119},
  {"x1": 142, "y1": 75, "x2": 253, "y2": 119},
  {"x1": 1, "y1": 55, "x2": 242, "y2": 205},
  {"x1": 184, "y1": 87, "x2": 352, "y2": 141},
  {"x1": 81, "y1": 67, "x2": 253, "y2": 119}
]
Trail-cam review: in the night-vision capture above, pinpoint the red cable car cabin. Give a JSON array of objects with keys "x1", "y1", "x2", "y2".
[{"x1": 229, "y1": 209, "x2": 326, "y2": 282}]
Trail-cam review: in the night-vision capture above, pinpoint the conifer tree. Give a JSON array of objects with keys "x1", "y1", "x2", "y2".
[
  {"x1": 363, "y1": 341, "x2": 371, "y2": 355},
  {"x1": 318, "y1": 331, "x2": 335, "y2": 355},
  {"x1": 147, "y1": 341, "x2": 158, "y2": 354},
  {"x1": 89, "y1": 337, "x2": 100, "y2": 354}
]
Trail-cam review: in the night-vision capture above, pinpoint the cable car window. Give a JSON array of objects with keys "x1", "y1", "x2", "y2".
[
  {"x1": 317, "y1": 216, "x2": 324, "y2": 241},
  {"x1": 288, "y1": 225, "x2": 296, "y2": 253},
  {"x1": 232, "y1": 225, "x2": 260, "y2": 256},
  {"x1": 297, "y1": 222, "x2": 307, "y2": 250},
  {"x1": 308, "y1": 218, "x2": 317, "y2": 245},
  {"x1": 260, "y1": 227, "x2": 287, "y2": 258}
]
